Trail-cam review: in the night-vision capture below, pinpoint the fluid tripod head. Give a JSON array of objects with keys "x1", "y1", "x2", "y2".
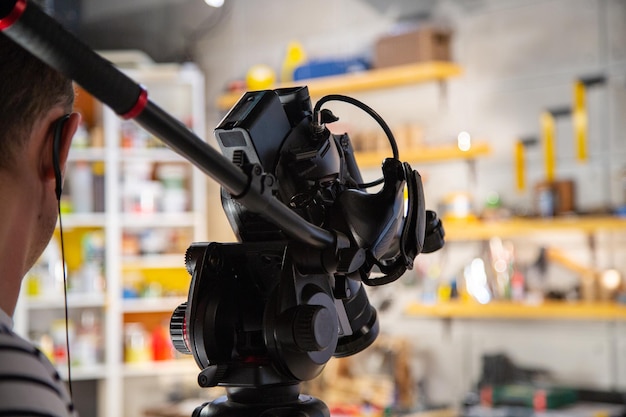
[{"x1": 170, "y1": 86, "x2": 445, "y2": 415}]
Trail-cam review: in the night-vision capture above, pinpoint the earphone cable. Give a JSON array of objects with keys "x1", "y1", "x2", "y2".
[{"x1": 57, "y1": 202, "x2": 74, "y2": 399}]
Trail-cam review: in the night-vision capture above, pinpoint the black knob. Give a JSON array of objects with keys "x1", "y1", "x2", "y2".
[
  {"x1": 198, "y1": 364, "x2": 228, "y2": 388},
  {"x1": 293, "y1": 305, "x2": 334, "y2": 352},
  {"x1": 169, "y1": 302, "x2": 191, "y2": 355},
  {"x1": 423, "y1": 210, "x2": 445, "y2": 253}
]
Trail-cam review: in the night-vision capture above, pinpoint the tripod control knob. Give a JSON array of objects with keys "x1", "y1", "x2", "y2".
[
  {"x1": 422, "y1": 210, "x2": 445, "y2": 254},
  {"x1": 198, "y1": 364, "x2": 228, "y2": 388},
  {"x1": 169, "y1": 302, "x2": 191, "y2": 355},
  {"x1": 293, "y1": 305, "x2": 334, "y2": 352}
]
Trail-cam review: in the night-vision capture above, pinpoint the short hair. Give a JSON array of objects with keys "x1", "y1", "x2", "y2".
[{"x1": 0, "y1": 33, "x2": 75, "y2": 170}]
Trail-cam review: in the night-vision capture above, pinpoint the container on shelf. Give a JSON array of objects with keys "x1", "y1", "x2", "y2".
[
  {"x1": 124, "y1": 322, "x2": 151, "y2": 363},
  {"x1": 25, "y1": 239, "x2": 64, "y2": 299},
  {"x1": 68, "y1": 161, "x2": 94, "y2": 213},
  {"x1": 74, "y1": 310, "x2": 102, "y2": 367},
  {"x1": 156, "y1": 163, "x2": 189, "y2": 212}
]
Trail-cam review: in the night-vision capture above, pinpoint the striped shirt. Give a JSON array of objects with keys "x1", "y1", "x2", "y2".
[{"x1": 0, "y1": 308, "x2": 77, "y2": 417}]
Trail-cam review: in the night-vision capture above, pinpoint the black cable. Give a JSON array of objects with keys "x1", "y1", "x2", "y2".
[
  {"x1": 314, "y1": 94, "x2": 399, "y2": 188},
  {"x1": 57, "y1": 202, "x2": 73, "y2": 400}
]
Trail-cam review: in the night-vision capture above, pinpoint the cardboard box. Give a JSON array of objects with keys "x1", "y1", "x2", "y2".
[{"x1": 373, "y1": 26, "x2": 452, "y2": 68}]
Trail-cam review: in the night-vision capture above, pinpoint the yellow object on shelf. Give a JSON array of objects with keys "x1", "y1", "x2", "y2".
[
  {"x1": 280, "y1": 40, "x2": 307, "y2": 83},
  {"x1": 245, "y1": 64, "x2": 276, "y2": 90},
  {"x1": 515, "y1": 140, "x2": 525, "y2": 191},
  {"x1": 573, "y1": 80, "x2": 588, "y2": 162},
  {"x1": 217, "y1": 61, "x2": 463, "y2": 110},
  {"x1": 540, "y1": 111, "x2": 556, "y2": 183}
]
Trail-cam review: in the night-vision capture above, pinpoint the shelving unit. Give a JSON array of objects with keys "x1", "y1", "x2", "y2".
[
  {"x1": 216, "y1": 61, "x2": 463, "y2": 110},
  {"x1": 16, "y1": 63, "x2": 207, "y2": 417},
  {"x1": 402, "y1": 214, "x2": 626, "y2": 325},
  {"x1": 108, "y1": 64, "x2": 207, "y2": 417},
  {"x1": 400, "y1": 215, "x2": 626, "y2": 404}
]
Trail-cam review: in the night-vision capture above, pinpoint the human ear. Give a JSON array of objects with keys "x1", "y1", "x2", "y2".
[{"x1": 45, "y1": 112, "x2": 81, "y2": 199}]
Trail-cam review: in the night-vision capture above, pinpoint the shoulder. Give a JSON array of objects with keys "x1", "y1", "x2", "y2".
[{"x1": 0, "y1": 327, "x2": 77, "y2": 417}]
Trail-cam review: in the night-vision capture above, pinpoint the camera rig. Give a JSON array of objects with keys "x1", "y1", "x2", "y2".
[
  {"x1": 1, "y1": 2, "x2": 444, "y2": 416},
  {"x1": 170, "y1": 87, "x2": 444, "y2": 416}
]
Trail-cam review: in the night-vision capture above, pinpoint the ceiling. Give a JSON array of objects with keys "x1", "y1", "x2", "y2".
[
  {"x1": 51, "y1": 0, "x2": 443, "y2": 63},
  {"x1": 50, "y1": 0, "x2": 225, "y2": 62}
]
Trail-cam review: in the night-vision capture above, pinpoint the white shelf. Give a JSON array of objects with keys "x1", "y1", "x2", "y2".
[
  {"x1": 119, "y1": 147, "x2": 189, "y2": 163},
  {"x1": 69, "y1": 147, "x2": 190, "y2": 168},
  {"x1": 68, "y1": 147, "x2": 106, "y2": 162},
  {"x1": 25, "y1": 293, "x2": 106, "y2": 310},
  {"x1": 59, "y1": 212, "x2": 107, "y2": 228},
  {"x1": 58, "y1": 364, "x2": 108, "y2": 381},
  {"x1": 122, "y1": 297, "x2": 186, "y2": 313},
  {"x1": 120, "y1": 212, "x2": 197, "y2": 228},
  {"x1": 122, "y1": 359, "x2": 198, "y2": 377},
  {"x1": 122, "y1": 253, "x2": 186, "y2": 269}
]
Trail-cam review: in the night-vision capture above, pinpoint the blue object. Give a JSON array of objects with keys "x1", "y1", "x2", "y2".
[
  {"x1": 293, "y1": 57, "x2": 370, "y2": 80},
  {"x1": 122, "y1": 287, "x2": 139, "y2": 299}
]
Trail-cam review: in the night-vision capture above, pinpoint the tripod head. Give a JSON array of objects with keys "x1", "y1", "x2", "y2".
[{"x1": 170, "y1": 87, "x2": 445, "y2": 414}]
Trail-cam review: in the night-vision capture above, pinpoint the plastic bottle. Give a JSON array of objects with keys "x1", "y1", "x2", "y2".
[
  {"x1": 151, "y1": 323, "x2": 173, "y2": 361},
  {"x1": 124, "y1": 323, "x2": 150, "y2": 363},
  {"x1": 74, "y1": 310, "x2": 101, "y2": 366},
  {"x1": 69, "y1": 161, "x2": 94, "y2": 213}
]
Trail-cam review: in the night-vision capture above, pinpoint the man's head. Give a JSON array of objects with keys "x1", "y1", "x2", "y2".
[
  {"x1": 0, "y1": 33, "x2": 75, "y2": 170},
  {"x1": 0, "y1": 33, "x2": 81, "y2": 315}
]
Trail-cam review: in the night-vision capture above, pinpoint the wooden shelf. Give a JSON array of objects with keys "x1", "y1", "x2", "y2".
[
  {"x1": 355, "y1": 141, "x2": 491, "y2": 168},
  {"x1": 217, "y1": 61, "x2": 463, "y2": 110},
  {"x1": 443, "y1": 216, "x2": 626, "y2": 241},
  {"x1": 405, "y1": 300, "x2": 626, "y2": 320}
]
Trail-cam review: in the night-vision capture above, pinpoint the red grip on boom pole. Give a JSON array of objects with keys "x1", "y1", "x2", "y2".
[{"x1": 0, "y1": 0, "x2": 27, "y2": 30}]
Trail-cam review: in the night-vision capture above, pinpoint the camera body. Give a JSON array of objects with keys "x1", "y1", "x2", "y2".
[{"x1": 214, "y1": 87, "x2": 362, "y2": 244}]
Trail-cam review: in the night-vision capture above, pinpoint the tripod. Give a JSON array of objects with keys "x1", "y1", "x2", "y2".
[{"x1": 169, "y1": 241, "x2": 377, "y2": 417}]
